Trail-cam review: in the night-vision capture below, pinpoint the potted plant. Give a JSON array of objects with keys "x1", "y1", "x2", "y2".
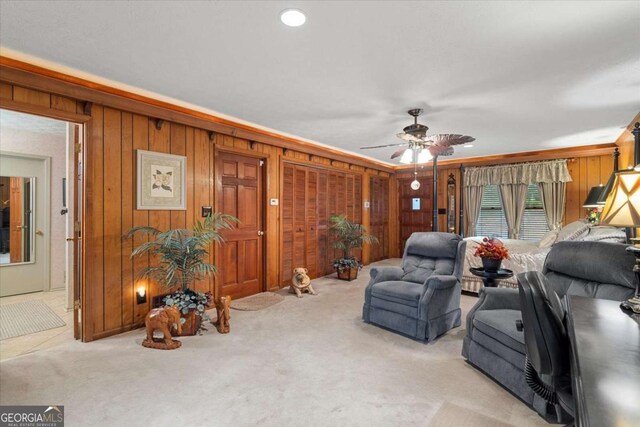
[
  {"x1": 126, "y1": 213, "x2": 237, "y2": 335},
  {"x1": 474, "y1": 237, "x2": 510, "y2": 272},
  {"x1": 329, "y1": 214, "x2": 378, "y2": 281}
]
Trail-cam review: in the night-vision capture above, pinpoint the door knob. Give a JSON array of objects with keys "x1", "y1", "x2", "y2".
[
  {"x1": 36, "y1": 230, "x2": 44, "y2": 236},
  {"x1": 257, "y1": 230, "x2": 265, "y2": 236}
]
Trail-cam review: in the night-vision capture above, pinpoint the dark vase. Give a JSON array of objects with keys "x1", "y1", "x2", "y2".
[{"x1": 482, "y1": 257, "x2": 502, "y2": 272}]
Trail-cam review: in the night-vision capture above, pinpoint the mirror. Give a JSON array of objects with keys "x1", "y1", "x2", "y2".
[
  {"x1": 447, "y1": 174, "x2": 456, "y2": 233},
  {"x1": 0, "y1": 176, "x2": 35, "y2": 265}
]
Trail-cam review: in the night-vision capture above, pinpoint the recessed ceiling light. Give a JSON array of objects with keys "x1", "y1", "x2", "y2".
[
  {"x1": 464, "y1": 144, "x2": 474, "y2": 148},
  {"x1": 280, "y1": 9, "x2": 306, "y2": 27}
]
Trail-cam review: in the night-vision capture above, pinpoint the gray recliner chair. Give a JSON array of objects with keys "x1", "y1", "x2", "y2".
[
  {"x1": 362, "y1": 232, "x2": 466, "y2": 342},
  {"x1": 462, "y1": 241, "x2": 636, "y2": 421}
]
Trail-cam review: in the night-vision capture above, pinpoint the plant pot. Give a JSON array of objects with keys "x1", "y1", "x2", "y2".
[
  {"x1": 171, "y1": 310, "x2": 202, "y2": 336},
  {"x1": 337, "y1": 267, "x2": 359, "y2": 281},
  {"x1": 481, "y1": 257, "x2": 502, "y2": 272}
]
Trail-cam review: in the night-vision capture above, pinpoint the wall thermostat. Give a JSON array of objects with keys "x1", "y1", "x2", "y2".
[{"x1": 270, "y1": 198, "x2": 279, "y2": 206}]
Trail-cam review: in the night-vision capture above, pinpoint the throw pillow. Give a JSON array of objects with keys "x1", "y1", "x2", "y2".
[
  {"x1": 538, "y1": 229, "x2": 560, "y2": 249},
  {"x1": 556, "y1": 220, "x2": 591, "y2": 242}
]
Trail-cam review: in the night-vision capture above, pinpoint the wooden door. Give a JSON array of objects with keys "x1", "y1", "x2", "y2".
[
  {"x1": 399, "y1": 176, "x2": 433, "y2": 253},
  {"x1": 317, "y1": 170, "x2": 330, "y2": 275},
  {"x1": 9, "y1": 177, "x2": 22, "y2": 263},
  {"x1": 305, "y1": 169, "x2": 318, "y2": 278},
  {"x1": 216, "y1": 152, "x2": 264, "y2": 300},
  {"x1": 370, "y1": 176, "x2": 389, "y2": 262}
]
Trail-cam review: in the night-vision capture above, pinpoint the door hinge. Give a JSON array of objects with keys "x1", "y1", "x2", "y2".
[
  {"x1": 74, "y1": 300, "x2": 81, "y2": 310},
  {"x1": 75, "y1": 143, "x2": 82, "y2": 154},
  {"x1": 259, "y1": 160, "x2": 264, "y2": 167}
]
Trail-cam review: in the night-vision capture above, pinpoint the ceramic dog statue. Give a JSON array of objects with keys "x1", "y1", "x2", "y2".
[
  {"x1": 142, "y1": 306, "x2": 182, "y2": 350},
  {"x1": 290, "y1": 267, "x2": 317, "y2": 298}
]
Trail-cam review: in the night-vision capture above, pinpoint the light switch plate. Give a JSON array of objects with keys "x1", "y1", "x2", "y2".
[
  {"x1": 364, "y1": 201, "x2": 371, "y2": 208},
  {"x1": 270, "y1": 198, "x2": 279, "y2": 206}
]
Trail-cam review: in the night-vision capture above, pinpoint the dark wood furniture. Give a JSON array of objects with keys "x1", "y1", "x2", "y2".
[
  {"x1": 566, "y1": 295, "x2": 640, "y2": 427},
  {"x1": 469, "y1": 267, "x2": 514, "y2": 288}
]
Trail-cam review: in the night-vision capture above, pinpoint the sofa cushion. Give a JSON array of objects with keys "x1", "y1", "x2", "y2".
[
  {"x1": 401, "y1": 256, "x2": 455, "y2": 283},
  {"x1": 370, "y1": 281, "x2": 423, "y2": 307},
  {"x1": 404, "y1": 232, "x2": 461, "y2": 259},
  {"x1": 543, "y1": 241, "x2": 636, "y2": 294},
  {"x1": 473, "y1": 309, "x2": 525, "y2": 355}
]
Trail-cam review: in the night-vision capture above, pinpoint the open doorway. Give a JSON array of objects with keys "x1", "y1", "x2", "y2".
[{"x1": 0, "y1": 109, "x2": 82, "y2": 359}]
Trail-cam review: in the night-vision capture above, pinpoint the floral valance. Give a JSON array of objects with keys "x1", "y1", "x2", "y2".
[{"x1": 463, "y1": 159, "x2": 572, "y2": 187}]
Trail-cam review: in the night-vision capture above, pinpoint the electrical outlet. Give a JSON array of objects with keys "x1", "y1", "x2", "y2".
[
  {"x1": 201, "y1": 206, "x2": 212, "y2": 217},
  {"x1": 270, "y1": 198, "x2": 279, "y2": 206}
]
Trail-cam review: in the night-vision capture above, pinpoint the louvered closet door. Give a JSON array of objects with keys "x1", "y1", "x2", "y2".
[
  {"x1": 370, "y1": 176, "x2": 389, "y2": 262},
  {"x1": 293, "y1": 167, "x2": 307, "y2": 273},
  {"x1": 281, "y1": 164, "x2": 295, "y2": 285},
  {"x1": 306, "y1": 169, "x2": 318, "y2": 278},
  {"x1": 317, "y1": 171, "x2": 330, "y2": 275}
]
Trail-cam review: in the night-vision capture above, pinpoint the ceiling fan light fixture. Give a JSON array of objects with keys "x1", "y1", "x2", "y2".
[
  {"x1": 464, "y1": 144, "x2": 474, "y2": 148},
  {"x1": 399, "y1": 148, "x2": 414, "y2": 164},
  {"x1": 417, "y1": 148, "x2": 433, "y2": 164},
  {"x1": 411, "y1": 179, "x2": 421, "y2": 190},
  {"x1": 280, "y1": 9, "x2": 306, "y2": 27}
]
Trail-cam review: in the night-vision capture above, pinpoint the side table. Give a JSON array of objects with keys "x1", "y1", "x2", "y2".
[{"x1": 469, "y1": 267, "x2": 514, "y2": 288}]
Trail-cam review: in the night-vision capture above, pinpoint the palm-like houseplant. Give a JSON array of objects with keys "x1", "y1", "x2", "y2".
[
  {"x1": 329, "y1": 214, "x2": 378, "y2": 281},
  {"x1": 126, "y1": 213, "x2": 237, "y2": 335}
]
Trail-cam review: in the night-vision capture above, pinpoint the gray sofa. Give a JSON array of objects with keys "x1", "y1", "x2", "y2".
[
  {"x1": 362, "y1": 232, "x2": 466, "y2": 342},
  {"x1": 462, "y1": 241, "x2": 636, "y2": 420}
]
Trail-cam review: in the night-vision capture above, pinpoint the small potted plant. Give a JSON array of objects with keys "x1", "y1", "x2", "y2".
[
  {"x1": 474, "y1": 237, "x2": 510, "y2": 272},
  {"x1": 329, "y1": 214, "x2": 378, "y2": 281},
  {"x1": 586, "y1": 208, "x2": 600, "y2": 224},
  {"x1": 126, "y1": 213, "x2": 237, "y2": 335}
]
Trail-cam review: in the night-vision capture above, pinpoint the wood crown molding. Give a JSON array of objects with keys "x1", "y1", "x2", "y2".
[
  {"x1": 393, "y1": 143, "x2": 618, "y2": 171},
  {"x1": 0, "y1": 56, "x2": 394, "y2": 173}
]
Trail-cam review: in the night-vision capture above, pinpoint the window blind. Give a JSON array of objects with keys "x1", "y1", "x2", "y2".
[{"x1": 476, "y1": 184, "x2": 549, "y2": 241}]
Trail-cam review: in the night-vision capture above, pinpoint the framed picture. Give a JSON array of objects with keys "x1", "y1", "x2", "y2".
[{"x1": 136, "y1": 150, "x2": 186, "y2": 210}]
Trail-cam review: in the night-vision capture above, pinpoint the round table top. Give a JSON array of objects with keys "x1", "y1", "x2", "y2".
[{"x1": 469, "y1": 267, "x2": 514, "y2": 279}]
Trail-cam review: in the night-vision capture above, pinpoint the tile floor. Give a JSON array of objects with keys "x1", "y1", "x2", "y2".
[{"x1": 0, "y1": 289, "x2": 75, "y2": 361}]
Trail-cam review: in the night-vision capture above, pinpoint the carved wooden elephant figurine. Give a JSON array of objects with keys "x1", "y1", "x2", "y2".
[
  {"x1": 214, "y1": 296, "x2": 231, "y2": 334},
  {"x1": 145, "y1": 306, "x2": 182, "y2": 345}
]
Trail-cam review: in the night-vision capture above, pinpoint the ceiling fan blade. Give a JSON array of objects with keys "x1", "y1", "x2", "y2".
[
  {"x1": 360, "y1": 142, "x2": 408, "y2": 150},
  {"x1": 390, "y1": 147, "x2": 409, "y2": 159},
  {"x1": 428, "y1": 145, "x2": 454, "y2": 157},
  {"x1": 396, "y1": 132, "x2": 422, "y2": 143},
  {"x1": 425, "y1": 134, "x2": 475, "y2": 146}
]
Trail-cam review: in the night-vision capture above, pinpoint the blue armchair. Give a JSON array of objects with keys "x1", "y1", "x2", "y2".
[{"x1": 362, "y1": 232, "x2": 466, "y2": 342}]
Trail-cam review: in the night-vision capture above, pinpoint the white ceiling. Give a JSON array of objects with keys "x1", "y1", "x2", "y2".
[{"x1": 1, "y1": 1, "x2": 639, "y2": 165}]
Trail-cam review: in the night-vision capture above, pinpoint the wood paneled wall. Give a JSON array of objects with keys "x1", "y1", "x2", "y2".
[{"x1": 0, "y1": 80, "x2": 391, "y2": 341}]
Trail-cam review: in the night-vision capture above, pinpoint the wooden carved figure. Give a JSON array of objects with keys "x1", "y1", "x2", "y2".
[
  {"x1": 142, "y1": 306, "x2": 182, "y2": 350},
  {"x1": 214, "y1": 296, "x2": 231, "y2": 334}
]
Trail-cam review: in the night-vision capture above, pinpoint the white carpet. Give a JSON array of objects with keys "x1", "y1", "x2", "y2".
[
  {"x1": 0, "y1": 259, "x2": 548, "y2": 426},
  {"x1": 0, "y1": 300, "x2": 66, "y2": 340}
]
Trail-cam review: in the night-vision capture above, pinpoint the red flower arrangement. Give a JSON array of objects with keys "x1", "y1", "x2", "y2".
[{"x1": 474, "y1": 237, "x2": 510, "y2": 260}]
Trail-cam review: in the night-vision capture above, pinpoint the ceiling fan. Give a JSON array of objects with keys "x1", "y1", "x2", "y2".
[{"x1": 360, "y1": 108, "x2": 475, "y2": 164}]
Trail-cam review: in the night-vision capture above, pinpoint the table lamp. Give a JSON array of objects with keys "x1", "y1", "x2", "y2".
[{"x1": 600, "y1": 169, "x2": 640, "y2": 312}]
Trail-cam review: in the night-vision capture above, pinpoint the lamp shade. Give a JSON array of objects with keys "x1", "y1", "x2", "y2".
[
  {"x1": 599, "y1": 170, "x2": 640, "y2": 227},
  {"x1": 583, "y1": 186, "x2": 605, "y2": 208}
]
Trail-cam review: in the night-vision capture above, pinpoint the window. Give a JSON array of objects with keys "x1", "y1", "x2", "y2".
[
  {"x1": 476, "y1": 184, "x2": 549, "y2": 240},
  {"x1": 476, "y1": 185, "x2": 508, "y2": 239},
  {"x1": 519, "y1": 184, "x2": 549, "y2": 240}
]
